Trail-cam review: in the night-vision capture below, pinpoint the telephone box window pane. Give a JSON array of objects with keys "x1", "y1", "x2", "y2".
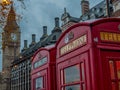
[
  {"x1": 116, "y1": 61, "x2": 120, "y2": 79},
  {"x1": 35, "y1": 77, "x2": 43, "y2": 89},
  {"x1": 64, "y1": 65, "x2": 80, "y2": 84},
  {"x1": 109, "y1": 61, "x2": 115, "y2": 79},
  {"x1": 81, "y1": 63, "x2": 85, "y2": 80},
  {"x1": 65, "y1": 84, "x2": 80, "y2": 90},
  {"x1": 111, "y1": 82, "x2": 116, "y2": 90}
]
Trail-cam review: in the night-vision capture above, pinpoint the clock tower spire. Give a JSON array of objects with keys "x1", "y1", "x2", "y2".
[{"x1": 1, "y1": 4, "x2": 21, "y2": 90}]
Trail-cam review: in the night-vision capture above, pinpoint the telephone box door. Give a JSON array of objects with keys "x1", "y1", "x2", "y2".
[
  {"x1": 101, "y1": 50, "x2": 120, "y2": 90},
  {"x1": 33, "y1": 69, "x2": 47, "y2": 90},
  {"x1": 57, "y1": 53, "x2": 90, "y2": 90}
]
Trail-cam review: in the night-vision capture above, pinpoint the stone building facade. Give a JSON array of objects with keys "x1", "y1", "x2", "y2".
[
  {"x1": 112, "y1": 0, "x2": 120, "y2": 17},
  {"x1": 61, "y1": 8, "x2": 80, "y2": 32},
  {"x1": 61, "y1": 0, "x2": 120, "y2": 31}
]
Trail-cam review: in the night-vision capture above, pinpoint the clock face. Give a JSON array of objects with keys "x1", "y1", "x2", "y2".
[{"x1": 11, "y1": 33, "x2": 17, "y2": 41}]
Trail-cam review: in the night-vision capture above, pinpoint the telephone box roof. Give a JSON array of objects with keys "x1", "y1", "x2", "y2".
[
  {"x1": 81, "y1": 18, "x2": 120, "y2": 26},
  {"x1": 32, "y1": 44, "x2": 55, "y2": 62},
  {"x1": 56, "y1": 18, "x2": 120, "y2": 46}
]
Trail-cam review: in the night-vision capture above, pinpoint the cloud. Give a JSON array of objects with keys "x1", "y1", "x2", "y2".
[
  {"x1": 19, "y1": 0, "x2": 70, "y2": 48},
  {"x1": 42, "y1": 0, "x2": 68, "y2": 8},
  {"x1": 18, "y1": 0, "x2": 103, "y2": 48}
]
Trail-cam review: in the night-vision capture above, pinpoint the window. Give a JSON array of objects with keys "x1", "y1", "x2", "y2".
[
  {"x1": 116, "y1": 61, "x2": 120, "y2": 79},
  {"x1": 65, "y1": 84, "x2": 80, "y2": 90},
  {"x1": 109, "y1": 60, "x2": 120, "y2": 90},
  {"x1": 35, "y1": 77, "x2": 44, "y2": 90},
  {"x1": 34, "y1": 57, "x2": 47, "y2": 69},
  {"x1": 61, "y1": 62, "x2": 85, "y2": 90},
  {"x1": 96, "y1": 8, "x2": 100, "y2": 13},
  {"x1": 90, "y1": 13, "x2": 96, "y2": 19},
  {"x1": 64, "y1": 65, "x2": 80, "y2": 84}
]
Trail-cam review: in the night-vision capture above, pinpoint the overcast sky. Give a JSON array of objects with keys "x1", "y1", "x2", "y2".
[{"x1": 0, "y1": 0, "x2": 103, "y2": 71}]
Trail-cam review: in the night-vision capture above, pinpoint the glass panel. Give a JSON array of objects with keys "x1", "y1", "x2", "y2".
[
  {"x1": 64, "y1": 65, "x2": 80, "y2": 84},
  {"x1": 65, "y1": 84, "x2": 80, "y2": 90},
  {"x1": 116, "y1": 61, "x2": 120, "y2": 79},
  {"x1": 81, "y1": 63, "x2": 85, "y2": 81},
  {"x1": 109, "y1": 61, "x2": 115, "y2": 79},
  {"x1": 34, "y1": 57, "x2": 47, "y2": 69},
  {"x1": 111, "y1": 82, "x2": 116, "y2": 90},
  {"x1": 35, "y1": 77, "x2": 43, "y2": 89}
]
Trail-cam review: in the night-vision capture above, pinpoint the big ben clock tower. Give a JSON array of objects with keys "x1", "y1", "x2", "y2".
[{"x1": 2, "y1": 5, "x2": 20, "y2": 90}]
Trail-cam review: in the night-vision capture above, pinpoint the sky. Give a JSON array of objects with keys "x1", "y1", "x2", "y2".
[{"x1": 0, "y1": 0, "x2": 103, "y2": 71}]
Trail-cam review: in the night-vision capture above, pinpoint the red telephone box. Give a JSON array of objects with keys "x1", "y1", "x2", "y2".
[
  {"x1": 56, "y1": 18, "x2": 120, "y2": 90},
  {"x1": 31, "y1": 45, "x2": 56, "y2": 90}
]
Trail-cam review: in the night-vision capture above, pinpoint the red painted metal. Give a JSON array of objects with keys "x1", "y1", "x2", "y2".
[
  {"x1": 31, "y1": 46, "x2": 56, "y2": 90},
  {"x1": 31, "y1": 18, "x2": 120, "y2": 90},
  {"x1": 56, "y1": 18, "x2": 120, "y2": 90}
]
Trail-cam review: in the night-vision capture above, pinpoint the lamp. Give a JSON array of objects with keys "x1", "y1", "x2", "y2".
[{"x1": 1, "y1": 0, "x2": 11, "y2": 5}]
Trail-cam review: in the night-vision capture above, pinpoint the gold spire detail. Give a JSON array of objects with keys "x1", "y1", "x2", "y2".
[{"x1": 4, "y1": 4, "x2": 19, "y2": 32}]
